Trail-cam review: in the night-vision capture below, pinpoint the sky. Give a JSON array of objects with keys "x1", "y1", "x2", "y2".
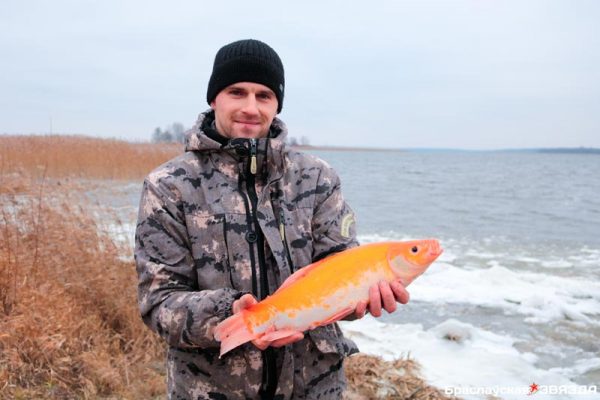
[{"x1": 1, "y1": 0, "x2": 599, "y2": 150}]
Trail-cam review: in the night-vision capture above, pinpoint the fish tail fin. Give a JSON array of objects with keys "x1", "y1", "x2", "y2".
[{"x1": 214, "y1": 311, "x2": 254, "y2": 357}]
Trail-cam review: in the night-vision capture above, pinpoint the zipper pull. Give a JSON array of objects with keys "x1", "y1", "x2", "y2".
[
  {"x1": 279, "y1": 209, "x2": 285, "y2": 241},
  {"x1": 250, "y1": 139, "x2": 257, "y2": 175}
]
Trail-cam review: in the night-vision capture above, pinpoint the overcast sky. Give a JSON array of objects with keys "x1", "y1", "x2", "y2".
[{"x1": 1, "y1": 0, "x2": 599, "y2": 149}]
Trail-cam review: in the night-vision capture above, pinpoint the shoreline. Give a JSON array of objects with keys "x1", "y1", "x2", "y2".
[
  {"x1": 2, "y1": 133, "x2": 598, "y2": 154},
  {"x1": 291, "y1": 144, "x2": 600, "y2": 154}
]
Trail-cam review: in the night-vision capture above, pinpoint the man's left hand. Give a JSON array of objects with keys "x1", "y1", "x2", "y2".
[{"x1": 232, "y1": 294, "x2": 304, "y2": 350}]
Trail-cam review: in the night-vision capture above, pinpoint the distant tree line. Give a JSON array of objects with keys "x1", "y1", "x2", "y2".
[
  {"x1": 151, "y1": 122, "x2": 186, "y2": 143},
  {"x1": 287, "y1": 136, "x2": 310, "y2": 146}
]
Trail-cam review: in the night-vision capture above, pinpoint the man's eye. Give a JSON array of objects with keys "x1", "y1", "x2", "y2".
[
  {"x1": 229, "y1": 89, "x2": 243, "y2": 96},
  {"x1": 258, "y1": 93, "x2": 273, "y2": 100}
]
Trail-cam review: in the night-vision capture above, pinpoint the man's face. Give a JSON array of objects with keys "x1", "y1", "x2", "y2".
[{"x1": 210, "y1": 82, "x2": 278, "y2": 139}]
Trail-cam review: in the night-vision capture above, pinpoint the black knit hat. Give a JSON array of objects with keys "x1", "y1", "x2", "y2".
[{"x1": 206, "y1": 39, "x2": 285, "y2": 113}]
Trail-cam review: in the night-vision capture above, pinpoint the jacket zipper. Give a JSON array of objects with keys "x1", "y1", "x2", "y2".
[
  {"x1": 278, "y1": 207, "x2": 295, "y2": 274},
  {"x1": 246, "y1": 138, "x2": 277, "y2": 398},
  {"x1": 270, "y1": 182, "x2": 295, "y2": 274},
  {"x1": 237, "y1": 169, "x2": 258, "y2": 297},
  {"x1": 247, "y1": 139, "x2": 268, "y2": 300}
]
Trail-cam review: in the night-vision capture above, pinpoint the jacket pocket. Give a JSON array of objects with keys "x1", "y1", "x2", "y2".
[
  {"x1": 221, "y1": 212, "x2": 257, "y2": 294},
  {"x1": 185, "y1": 213, "x2": 234, "y2": 290}
]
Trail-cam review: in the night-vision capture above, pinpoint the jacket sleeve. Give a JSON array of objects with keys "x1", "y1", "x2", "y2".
[
  {"x1": 134, "y1": 177, "x2": 239, "y2": 349},
  {"x1": 311, "y1": 163, "x2": 359, "y2": 261}
]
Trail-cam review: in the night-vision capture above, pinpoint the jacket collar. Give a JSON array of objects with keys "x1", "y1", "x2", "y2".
[{"x1": 184, "y1": 109, "x2": 288, "y2": 182}]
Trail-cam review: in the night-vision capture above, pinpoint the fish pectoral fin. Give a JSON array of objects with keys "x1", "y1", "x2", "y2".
[
  {"x1": 313, "y1": 306, "x2": 355, "y2": 328},
  {"x1": 259, "y1": 328, "x2": 302, "y2": 343},
  {"x1": 275, "y1": 259, "x2": 326, "y2": 293}
]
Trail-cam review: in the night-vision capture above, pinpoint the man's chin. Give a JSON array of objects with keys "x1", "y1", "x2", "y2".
[{"x1": 231, "y1": 129, "x2": 267, "y2": 139}]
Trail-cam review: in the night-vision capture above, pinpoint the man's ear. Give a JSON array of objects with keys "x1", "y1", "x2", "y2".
[{"x1": 210, "y1": 101, "x2": 215, "y2": 109}]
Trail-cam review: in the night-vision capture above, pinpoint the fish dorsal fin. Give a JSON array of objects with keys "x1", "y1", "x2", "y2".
[{"x1": 275, "y1": 258, "x2": 326, "y2": 294}]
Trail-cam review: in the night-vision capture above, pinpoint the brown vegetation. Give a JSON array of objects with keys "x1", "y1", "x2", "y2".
[
  {"x1": 0, "y1": 172, "x2": 165, "y2": 399},
  {"x1": 344, "y1": 354, "x2": 457, "y2": 400},
  {"x1": 1, "y1": 135, "x2": 455, "y2": 399},
  {"x1": 0, "y1": 135, "x2": 181, "y2": 180}
]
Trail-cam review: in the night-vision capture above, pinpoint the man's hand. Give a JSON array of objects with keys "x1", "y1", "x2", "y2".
[
  {"x1": 354, "y1": 280, "x2": 410, "y2": 319},
  {"x1": 232, "y1": 294, "x2": 304, "y2": 350},
  {"x1": 232, "y1": 293, "x2": 259, "y2": 314}
]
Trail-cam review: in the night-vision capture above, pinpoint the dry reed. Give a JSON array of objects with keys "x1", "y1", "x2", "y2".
[
  {"x1": 344, "y1": 354, "x2": 458, "y2": 400},
  {"x1": 0, "y1": 172, "x2": 165, "y2": 399},
  {"x1": 0, "y1": 135, "x2": 181, "y2": 180}
]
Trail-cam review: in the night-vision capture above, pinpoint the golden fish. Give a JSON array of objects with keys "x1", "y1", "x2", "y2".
[{"x1": 214, "y1": 239, "x2": 443, "y2": 356}]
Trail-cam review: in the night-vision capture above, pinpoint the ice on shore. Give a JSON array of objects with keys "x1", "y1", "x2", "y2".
[
  {"x1": 340, "y1": 317, "x2": 597, "y2": 400},
  {"x1": 410, "y1": 261, "x2": 600, "y2": 324}
]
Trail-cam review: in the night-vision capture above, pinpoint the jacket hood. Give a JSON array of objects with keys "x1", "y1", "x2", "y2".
[{"x1": 184, "y1": 109, "x2": 288, "y2": 152}]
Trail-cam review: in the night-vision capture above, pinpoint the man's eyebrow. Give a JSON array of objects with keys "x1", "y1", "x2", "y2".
[{"x1": 259, "y1": 89, "x2": 275, "y2": 96}]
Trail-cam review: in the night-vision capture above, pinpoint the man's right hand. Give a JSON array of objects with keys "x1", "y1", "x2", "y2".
[
  {"x1": 232, "y1": 294, "x2": 304, "y2": 350},
  {"x1": 353, "y1": 279, "x2": 410, "y2": 319}
]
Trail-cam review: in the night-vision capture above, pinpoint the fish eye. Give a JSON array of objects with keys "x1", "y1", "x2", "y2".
[{"x1": 411, "y1": 246, "x2": 418, "y2": 254}]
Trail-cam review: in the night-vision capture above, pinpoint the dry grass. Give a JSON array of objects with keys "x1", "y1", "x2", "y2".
[
  {"x1": 344, "y1": 354, "x2": 458, "y2": 400},
  {"x1": 0, "y1": 134, "x2": 181, "y2": 180},
  {"x1": 1, "y1": 135, "x2": 457, "y2": 399},
  {"x1": 0, "y1": 174, "x2": 165, "y2": 399}
]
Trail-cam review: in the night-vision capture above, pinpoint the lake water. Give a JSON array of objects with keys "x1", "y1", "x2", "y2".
[
  {"x1": 102, "y1": 149, "x2": 600, "y2": 399},
  {"x1": 315, "y1": 150, "x2": 600, "y2": 399}
]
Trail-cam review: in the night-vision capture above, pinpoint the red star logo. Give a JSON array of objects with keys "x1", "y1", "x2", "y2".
[{"x1": 528, "y1": 382, "x2": 539, "y2": 395}]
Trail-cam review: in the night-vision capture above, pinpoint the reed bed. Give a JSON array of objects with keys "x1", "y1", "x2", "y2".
[
  {"x1": 0, "y1": 135, "x2": 181, "y2": 180},
  {"x1": 0, "y1": 135, "x2": 456, "y2": 399},
  {"x1": 344, "y1": 354, "x2": 458, "y2": 400},
  {"x1": 0, "y1": 173, "x2": 165, "y2": 399}
]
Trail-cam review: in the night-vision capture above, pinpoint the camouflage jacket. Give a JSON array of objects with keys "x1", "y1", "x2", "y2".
[{"x1": 135, "y1": 110, "x2": 359, "y2": 400}]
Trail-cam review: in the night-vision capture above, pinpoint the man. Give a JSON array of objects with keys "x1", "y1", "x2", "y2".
[{"x1": 135, "y1": 39, "x2": 409, "y2": 399}]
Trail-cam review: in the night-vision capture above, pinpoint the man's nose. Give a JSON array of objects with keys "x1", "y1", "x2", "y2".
[{"x1": 240, "y1": 95, "x2": 259, "y2": 115}]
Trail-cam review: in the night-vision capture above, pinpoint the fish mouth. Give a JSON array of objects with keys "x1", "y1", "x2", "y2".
[{"x1": 428, "y1": 239, "x2": 443, "y2": 258}]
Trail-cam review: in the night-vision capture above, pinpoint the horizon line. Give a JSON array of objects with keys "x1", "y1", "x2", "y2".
[{"x1": 1, "y1": 132, "x2": 599, "y2": 153}]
